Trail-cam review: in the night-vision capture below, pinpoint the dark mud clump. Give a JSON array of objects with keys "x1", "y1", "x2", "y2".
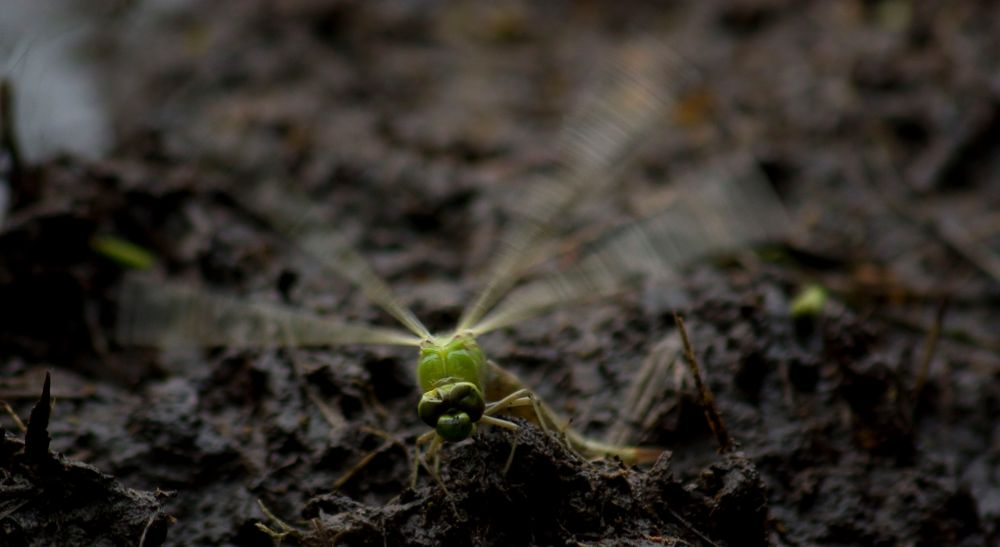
[
  {"x1": 0, "y1": 374, "x2": 170, "y2": 546},
  {"x1": 286, "y1": 427, "x2": 767, "y2": 546}
]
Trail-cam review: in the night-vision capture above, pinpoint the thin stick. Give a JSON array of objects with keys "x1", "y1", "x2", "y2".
[
  {"x1": 1, "y1": 400, "x2": 26, "y2": 433},
  {"x1": 608, "y1": 333, "x2": 679, "y2": 445},
  {"x1": 278, "y1": 320, "x2": 348, "y2": 432},
  {"x1": 667, "y1": 507, "x2": 721, "y2": 547},
  {"x1": 332, "y1": 440, "x2": 393, "y2": 491},
  {"x1": 673, "y1": 313, "x2": 733, "y2": 453},
  {"x1": 0, "y1": 79, "x2": 23, "y2": 190},
  {"x1": 861, "y1": 145, "x2": 1000, "y2": 287},
  {"x1": 138, "y1": 513, "x2": 159, "y2": 547},
  {"x1": 935, "y1": 217, "x2": 1000, "y2": 286},
  {"x1": 255, "y1": 499, "x2": 296, "y2": 541},
  {"x1": 913, "y1": 297, "x2": 949, "y2": 404}
]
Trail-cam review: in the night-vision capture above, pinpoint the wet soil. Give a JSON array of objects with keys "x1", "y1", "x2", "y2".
[{"x1": 2, "y1": 1, "x2": 999, "y2": 545}]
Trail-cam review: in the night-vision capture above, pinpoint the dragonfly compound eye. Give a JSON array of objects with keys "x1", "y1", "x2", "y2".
[
  {"x1": 445, "y1": 382, "x2": 486, "y2": 421},
  {"x1": 435, "y1": 409, "x2": 475, "y2": 442},
  {"x1": 417, "y1": 382, "x2": 485, "y2": 436}
]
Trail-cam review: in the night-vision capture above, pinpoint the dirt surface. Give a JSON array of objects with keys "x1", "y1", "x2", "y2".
[{"x1": 2, "y1": 1, "x2": 999, "y2": 545}]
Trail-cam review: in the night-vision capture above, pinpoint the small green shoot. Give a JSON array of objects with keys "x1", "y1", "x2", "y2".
[
  {"x1": 790, "y1": 283, "x2": 828, "y2": 318},
  {"x1": 91, "y1": 235, "x2": 156, "y2": 270}
]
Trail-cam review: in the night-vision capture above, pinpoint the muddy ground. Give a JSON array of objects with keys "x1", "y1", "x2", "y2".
[{"x1": 2, "y1": 1, "x2": 999, "y2": 545}]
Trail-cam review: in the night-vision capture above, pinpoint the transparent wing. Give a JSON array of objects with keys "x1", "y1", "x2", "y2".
[
  {"x1": 242, "y1": 183, "x2": 432, "y2": 340},
  {"x1": 116, "y1": 276, "x2": 423, "y2": 349},
  {"x1": 470, "y1": 157, "x2": 790, "y2": 334},
  {"x1": 456, "y1": 40, "x2": 695, "y2": 332}
]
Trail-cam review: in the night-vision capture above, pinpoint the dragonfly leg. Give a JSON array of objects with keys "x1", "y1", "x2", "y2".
[
  {"x1": 411, "y1": 431, "x2": 455, "y2": 499},
  {"x1": 484, "y1": 389, "x2": 547, "y2": 432},
  {"x1": 410, "y1": 430, "x2": 437, "y2": 488},
  {"x1": 483, "y1": 389, "x2": 551, "y2": 475},
  {"x1": 426, "y1": 434, "x2": 444, "y2": 478},
  {"x1": 486, "y1": 388, "x2": 588, "y2": 464},
  {"x1": 479, "y1": 415, "x2": 521, "y2": 474}
]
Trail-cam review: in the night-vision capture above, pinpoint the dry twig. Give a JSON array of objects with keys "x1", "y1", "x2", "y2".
[{"x1": 673, "y1": 313, "x2": 733, "y2": 453}]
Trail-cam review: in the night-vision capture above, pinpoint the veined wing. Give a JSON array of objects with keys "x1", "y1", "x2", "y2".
[
  {"x1": 469, "y1": 157, "x2": 790, "y2": 334},
  {"x1": 116, "y1": 276, "x2": 422, "y2": 349},
  {"x1": 242, "y1": 183, "x2": 432, "y2": 340},
  {"x1": 456, "y1": 40, "x2": 695, "y2": 332}
]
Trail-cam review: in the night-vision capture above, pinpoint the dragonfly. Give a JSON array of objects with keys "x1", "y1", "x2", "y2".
[{"x1": 116, "y1": 40, "x2": 789, "y2": 482}]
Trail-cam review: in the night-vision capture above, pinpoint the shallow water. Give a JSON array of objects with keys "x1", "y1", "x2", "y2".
[{"x1": 0, "y1": 0, "x2": 111, "y2": 161}]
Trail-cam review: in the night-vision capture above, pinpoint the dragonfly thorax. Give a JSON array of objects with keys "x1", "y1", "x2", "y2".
[{"x1": 416, "y1": 333, "x2": 488, "y2": 441}]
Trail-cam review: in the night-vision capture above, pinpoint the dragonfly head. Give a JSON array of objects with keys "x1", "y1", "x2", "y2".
[
  {"x1": 418, "y1": 381, "x2": 486, "y2": 442},
  {"x1": 415, "y1": 332, "x2": 488, "y2": 441}
]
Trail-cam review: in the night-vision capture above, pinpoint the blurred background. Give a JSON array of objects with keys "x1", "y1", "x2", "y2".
[{"x1": 1, "y1": 1, "x2": 998, "y2": 545}]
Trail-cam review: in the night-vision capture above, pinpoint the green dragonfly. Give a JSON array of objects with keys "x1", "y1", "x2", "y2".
[{"x1": 117, "y1": 41, "x2": 789, "y2": 480}]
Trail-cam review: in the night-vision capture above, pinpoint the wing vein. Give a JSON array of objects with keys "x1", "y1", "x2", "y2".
[
  {"x1": 116, "y1": 277, "x2": 422, "y2": 349},
  {"x1": 470, "y1": 157, "x2": 790, "y2": 335},
  {"x1": 457, "y1": 42, "x2": 692, "y2": 331}
]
